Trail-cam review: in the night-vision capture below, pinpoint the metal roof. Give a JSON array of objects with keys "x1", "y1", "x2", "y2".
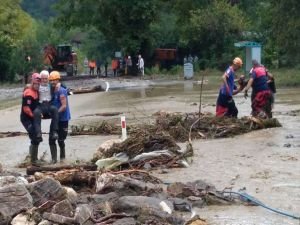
[{"x1": 234, "y1": 41, "x2": 261, "y2": 48}]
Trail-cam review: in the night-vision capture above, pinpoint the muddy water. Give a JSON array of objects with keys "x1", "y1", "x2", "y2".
[{"x1": 0, "y1": 81, "x2": 299, "y2": 224}]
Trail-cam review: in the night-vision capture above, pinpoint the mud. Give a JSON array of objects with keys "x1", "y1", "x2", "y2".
[{"x1": 0, "y1": 80, "x2": 299, "y2": 224}]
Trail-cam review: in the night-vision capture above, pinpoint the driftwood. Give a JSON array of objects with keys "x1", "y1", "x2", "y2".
[
  {"x1": 80, "y1": 112, "x2": 123, "y2": 117},
  {"x1": 32, "y1": 169, "x2": 97, "y2": 186},
  {"x1": 0, "y1": 131, "x2": 27, "y2": 138},
  {"x1": 26, "y1": 164, "x2": 97, "y2": 175},
  {"x1": 71, "y1": 85, "x2": 103, "y2": 94}
]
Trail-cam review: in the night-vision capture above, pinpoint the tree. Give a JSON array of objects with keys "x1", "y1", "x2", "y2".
[
  {"x1": 267, "y1": 0, "x2": 300, "y2": 66},
  {"x1": 21, "y1": 0, "x2": 59, "y2": 21},
  {"x1": 0, "y1": 0, "x2": 33, "y2": 81},
  {"x1": 55, "y1": 0, "x2": 159, "y2": 56},
  {"x1": 179, "y1": 0, "x2": 248, "y2": 68}
]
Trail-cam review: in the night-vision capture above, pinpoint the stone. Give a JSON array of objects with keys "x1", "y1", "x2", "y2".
[
  {"x1": 52, "y1": 199, "x2": 74, "y2": 217},
  {"x1": 74, "y1": 204, "x2": 92, "y2": 225},
  {"x1": 64, "y1": 187, "x2": 78, "y2": 204},
  {"x1": 27, "y1": 178, "x2": 66, "y2": 207},
  {"x1": 88, "y1": 192, "x2": 119, "y2": 204},
  {"x1": 43, "y1": 212, "x2": 74, "y2": 225},
  {"x1": 96, "y1": 173, "x2": 162, "y2": 195},
  {"x1": 11, "y1": 213, "x2": 35, "y2": 225},
  {"x1": 187, "y1": 196, "x2": 205, "y2": 208},
  {"x1": 168, "y1": 197, "x2": 192, "y2": 212},
  {"x1": 112, "y1": 196, "x2": 182, "y2": 224},
  {"x1": 0, "y1": 176, "x2": 28, "y2": 187},
  {"x1": 38, "y1": 220, "x2": 53, "y2": 225},
  {"x1": 112, "y1": 217, "x2": 136, "y2": 225},
  {"x1": 0, "y1": 184, "x2": 33, "y2": 224}
]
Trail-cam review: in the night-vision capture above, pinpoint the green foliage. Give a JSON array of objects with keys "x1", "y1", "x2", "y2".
[
  {"x1": 267, "y1": 0, "x2": 300, "y2": 66},
  {"x1": 55, "y1": 0, "x2": 159, "y2": 56},
  {"x1": 21, "y1": 0, "x2": 59, "y2": 21},
  {"x1": 0, "y1": 0, "x2": 34, "y2": 81},
  {"x1": 180, "y1": 0, "x2": 248, "y2": 68},
  {"x1": 0, "y1": 37, "x2": 12, "y2": 81},
  {"x1": 169, "y1": 65, "x2": 183, "y2": 75}
]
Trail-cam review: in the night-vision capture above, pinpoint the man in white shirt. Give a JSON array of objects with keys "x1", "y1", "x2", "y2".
[{"x1": 137, "y1": 54, "x2": 144, "y2": 76}]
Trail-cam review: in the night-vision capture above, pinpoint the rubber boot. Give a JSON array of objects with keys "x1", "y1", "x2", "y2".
[
  {"x1": 50, "y1": 145, "x2": 57, "y2": 164},
  {"x1": 31, "y1": 145, "x2": 40, "y2": 166},
  {"x1": 58, "y1": 141, "x2": 66, "y2": 162},
  {"x1": 29, "y1": 145, "x2": 33, "y2": 155},
  {"x1": 60, "y1": 148, "x2": 65, "y2": 162}
]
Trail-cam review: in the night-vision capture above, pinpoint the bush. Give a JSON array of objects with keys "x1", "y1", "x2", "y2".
[{"x1": 0, "y1": 37, "x2": 13, "y2": 81}]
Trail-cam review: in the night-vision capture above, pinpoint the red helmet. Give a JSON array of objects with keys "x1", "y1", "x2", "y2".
[{"x1": 31, "y1": 73, "x2": 41, "y2": 84}]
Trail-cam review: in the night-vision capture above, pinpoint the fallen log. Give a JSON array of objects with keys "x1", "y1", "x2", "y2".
[
  {"x1": 0, "y1": 131, "x2": 27, "y2": 138},
  {"x1": 71, "y1": 85, "x2": 103, "y2": 94},
  {"x1": 26, "y1": 164, "x2": 97, "y2": 175}
]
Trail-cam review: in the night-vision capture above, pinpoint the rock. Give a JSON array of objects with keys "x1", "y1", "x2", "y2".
[
  {"x1": 285, "y1": 134, "x2": 294, "y2": 139},
  {"x1": 64, "y1": 186, "x2": 78, "y2": 204},
  {"x1": 0, "y1": 176, "x2": 28, "y2": 187},
  {"x1": 11, "y1": 213, "x2": 35, "y2": 225},
  {"x1": 96, "y1": 173, "x2": 162, "y2": 195},
  {"x1": 38, "y1": 220, "x2": 53, "y2": 225},
  {"x1": 43, "y1": 212, "x2": 74, "y2": 225},
  {"x1": 52, "y1": 199, "x2": 74, "y2": 217},
  {"x1": 112, "y1": 217, "x2": 136, "y2": 225},
  {"x1": 93, "y1": 139, "x2": 123, "y2": 160},
  {"x1": 187, "y1": 196, "x2": 205, "y2": 208},
  {"x1": 167, "y1": 180, "x2": 216, "y2": 198},
  {"x1": 284, "y1": 143, "x2": 292, "y2": 148},
  {"x1": 0, "y1": 184, "x2": 33, "y2": 224},
  {"x1": 112, "y1": 196, "x2": 183, "y2": 224},
  {"x1": 88, "y1": 192, "x2": 119, "y2": 204},
  {"x1": 166, "y1": 182, "x2": 185, "y2": 197},
  {"x1": 185, "y1": 215, "x2": 208, "y2": 225},
  {"x1": 27, "y1": 178, "x2": 66, "y2": 207},
  {"x1": 168, "y1": 197, "x2": 192, "y2": 212},
  {"x1": 143, "y1": 162, "x2": 152, "y2": 170},
  {"x1": 74, "y1": 204, "x2": 92, "y2": 225}
]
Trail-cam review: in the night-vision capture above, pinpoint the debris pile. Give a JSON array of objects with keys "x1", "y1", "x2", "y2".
[
  {"x1": 92, "y1": 132, "x2": 192, "y2": 170},
  {"x1": 70, "y1": 111, "x2": 282, "y2": 142},
  {"x1": 0, "y1": 168, "x2": 249, "y2": 225}
]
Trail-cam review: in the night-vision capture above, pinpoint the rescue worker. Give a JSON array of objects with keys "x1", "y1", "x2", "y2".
[
  {"x1": 49, "y1": 71, "x2": 71, "y2": 163},
  {"x1": 33, "y1": 70, "x2": 59, "y2": 145},
  {"x1": 89, "y1": 59, "x2": 96, "y2": 76},
  {"x1": 111, "y1": 58, "x2": 119, "y2": 77},
  {"x1": 244, "y1": 60, "x2": 272, "y2": 118},
  {"x1": 20, "y1": 73, "x2": 42, "y2": 165},
  {"x1": 216, "y1": 57, "x2": 243, "y2": 118}
]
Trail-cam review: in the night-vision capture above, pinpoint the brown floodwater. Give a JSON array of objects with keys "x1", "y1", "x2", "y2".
[{"x1": 0, "y1": 81, "x2": 299, "y2": 224}]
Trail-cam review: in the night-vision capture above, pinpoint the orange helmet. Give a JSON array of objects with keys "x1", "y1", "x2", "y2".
[
  {"x1": 49, "y1": 71, "x2": 61, "y2": 81},
  {"x1": 233, "y1": 57, "x2": 243, "y2": 66},
  {"x1": 31, "y1": 73, "x2": 41, "y2": 84}
]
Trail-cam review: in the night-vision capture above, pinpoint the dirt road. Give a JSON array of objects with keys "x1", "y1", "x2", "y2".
[{"x1": 0, "y1": 80, "x2": 299, "y2": 224}]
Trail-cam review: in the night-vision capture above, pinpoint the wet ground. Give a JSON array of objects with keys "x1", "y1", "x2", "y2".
[{"x1": 0, "y1": 78, "x2": 299, "y2": 224}]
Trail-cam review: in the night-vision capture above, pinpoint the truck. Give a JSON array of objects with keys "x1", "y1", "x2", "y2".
[{"x1": 43, "y1": 44, "x2": 78, "y2": 76}]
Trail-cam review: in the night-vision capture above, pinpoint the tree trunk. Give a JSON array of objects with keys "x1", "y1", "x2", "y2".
[{"x1": 26, "y1": 164, "x2": 97, "y2": 175}]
